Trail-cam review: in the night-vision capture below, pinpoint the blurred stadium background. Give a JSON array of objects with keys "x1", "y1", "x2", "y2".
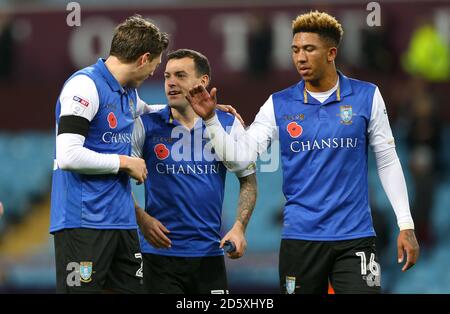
[{"x1": 0, "y1": 0, "x2": 449, "y2": 293}]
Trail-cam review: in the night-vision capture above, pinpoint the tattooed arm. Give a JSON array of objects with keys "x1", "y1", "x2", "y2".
[
  {"x1": 235, "y1": 174, "x2": 257, "y2": 232},
  {"x1": 220, "y1": 173, "x2": 257, "y2": 259}
]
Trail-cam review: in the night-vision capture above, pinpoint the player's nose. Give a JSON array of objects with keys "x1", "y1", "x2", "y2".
[{"x1": 297, "y1": 53, "x2": 307, "y2": 63}]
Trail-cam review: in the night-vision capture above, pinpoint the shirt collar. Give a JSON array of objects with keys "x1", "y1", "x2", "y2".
[
  {"x1": 292, "y1": 71, "x2": 352, "y2": 104},
  {"x1": 158, "y1": 106, "x2": 204, "y2": 130},
  {"x1": 158, "y1": 105, "x2": 173, "y2": 124}
]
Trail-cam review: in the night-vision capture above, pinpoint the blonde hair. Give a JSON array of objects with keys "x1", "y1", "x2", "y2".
[{"x1": 292, "y1": 11, "x2": 344, "y2": 47}]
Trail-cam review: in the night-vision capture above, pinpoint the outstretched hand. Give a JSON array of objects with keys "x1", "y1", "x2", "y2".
[{"x1": 185, "y1": 85, "x2": 217, "y2": 121}]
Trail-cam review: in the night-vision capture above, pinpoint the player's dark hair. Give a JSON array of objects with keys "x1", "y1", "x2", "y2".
[
  {"x1": 292, "y1": 11, "x2": 344, "y2": 47},
  {"x1": 110, "y1": 14, "x2": 169, "y2": 63},
  {"x1": 167, "y1": 49, "x2": 211, "y2": 81}
]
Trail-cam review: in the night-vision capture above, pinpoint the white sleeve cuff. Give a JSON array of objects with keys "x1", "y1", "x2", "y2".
[
  {"x1": 399, "y1": 223, "x2": 415, "y2": 231},
  {"x1": 234, "y1": 162, "x2": 257, "y2": 178}
]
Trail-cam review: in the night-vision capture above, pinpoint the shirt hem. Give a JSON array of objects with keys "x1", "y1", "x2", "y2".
[
  {"x1": 281, "y1": 231, "x2": 375, "y2": 241},
  {"x1": 141, "y1": 250, "x2": 224, "y2": 257},
  {"x1": 50, "y1": 223, "x2": 138, "y2": 233}
]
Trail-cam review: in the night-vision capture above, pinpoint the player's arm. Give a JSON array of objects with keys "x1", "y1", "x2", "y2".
[
  {"x1": 56, "y1": 75, "x2": 147, "y2": 183},
  {"x1": 219, "y1": 117, "x2": 258, "y2": 259},
  {"x1": 215, "y1": 116, "x2": 257, "y2": 173},
  {"x1": 368, "y1": 87, "x2": 420, "y2": 272},
  {"x1": 135, "y1": 90, "x2": 246, "y2": 125},
  {"x1": 219, "y1": 116, "x2": 258, "y2": 258},
  {"x1": 186, "y1": 84, "x2": 276, "y2": 168},
  {"x1": 220, "y1": 173, "x2": 257, "y2": 259}
]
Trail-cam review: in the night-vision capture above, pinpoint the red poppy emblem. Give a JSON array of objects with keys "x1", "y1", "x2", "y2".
[
  {"x1": 154, "y1": 143, "x2": 169, "y2": 160},
  {"x1": 287, "y1": 121, "x2": 303, "y2": 138},
  {"x1": 107, "y1": 112, "x2": 117, "y2": 129}
]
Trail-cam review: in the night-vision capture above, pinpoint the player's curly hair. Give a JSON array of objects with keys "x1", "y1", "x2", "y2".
[
  {"x1": 292, "y1": 11, "x2": 344, "y2": 47},
  {"x1": 110, "y1": 14, "x2": 169, "y2": 63}
]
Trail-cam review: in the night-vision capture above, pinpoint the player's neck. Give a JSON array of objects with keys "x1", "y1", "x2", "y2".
[
  {"x1": 305, "y1": 69, "x2": 338, "y2": 93},
  {"x1": 170, "y1": 105, "x2": 199, "y2": 130},
  {"x1": 104, "y1": 56, "x2": 132, "y2": 87}
]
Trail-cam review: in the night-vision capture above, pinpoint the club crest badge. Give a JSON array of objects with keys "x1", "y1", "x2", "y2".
[
  {"x1": 79, "y1": 262, "x2": 93, "y2": 283},
  {"x1": 340, "y1": 105, "x2": 353, "y2": 125},
  {"x1": 285, "y1": 276, "x2": 296, "y2": 294}
]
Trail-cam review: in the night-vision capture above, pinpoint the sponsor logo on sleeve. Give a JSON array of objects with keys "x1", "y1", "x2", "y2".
[
  {"x1": 71, "y1": 96, "x2": 90, "y2": 116},
  {"x1": 73, "y1": 96, "x2": 89, "y2": 107}
]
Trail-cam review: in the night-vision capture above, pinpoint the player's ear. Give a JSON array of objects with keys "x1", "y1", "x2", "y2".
[
  {"x1": 200, "y1": 74, "x2": 210, "y2": 88},
  {"x1": 139, "y1": 53, "x2": 151, "y2": 66},
  {"x1": 328, "y1": 47, "x2": 337, "y2": 63}
]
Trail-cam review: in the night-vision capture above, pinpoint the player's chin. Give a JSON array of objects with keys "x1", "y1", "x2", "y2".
[
  {"x1": 297, "y1": 69, "x2": 314, "y2": 79},
  {"x1": 299, "y1": 73, "x2": 313, "y2": 81},
  {"x1": 132, "y1": 76, "x2": 149, "y2": 88},
  {"x1": 127, "y1": 81, "x2": 138, "y2": 89},
  {"x1": 169, "y1": 100, "x2": 189, "y2": 109}
]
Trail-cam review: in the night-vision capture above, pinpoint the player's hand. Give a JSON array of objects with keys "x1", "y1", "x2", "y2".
[
  {"x1": 0, "y1": 202, "x2": 4, "y2": 218},
  {"x1": 217, "y1": 104, "x2": 246, "y2": 127},
  {"x1": 185, "y1": 84, "x2": 217, "y2": 121},
  {"x1": 139, "y1": 211, "x2": 171, "y2": 249},
  {"x1": 397, "y1": 229, "x2": 420, "y2": 272},
  {"x1": 119, "y1": 155, "x2": 148, "y2": 185},
  {"x1": 220, "y1": 222, "x2": 247, "y2": 259}
]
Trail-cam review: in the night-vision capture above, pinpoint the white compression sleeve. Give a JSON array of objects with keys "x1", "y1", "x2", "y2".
[
  {"x1": 204, "y1": 115, "x2": 257, "y2": 169},
  {"x1": 374, "y1": 147, "x2": 414, "y2": 230},
  {"x1": 204, "y1": 96, "x2": 276, "y2": 169},
  {"x1": 56, "y1": 133, "x2": 120, "y2": 174}
]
